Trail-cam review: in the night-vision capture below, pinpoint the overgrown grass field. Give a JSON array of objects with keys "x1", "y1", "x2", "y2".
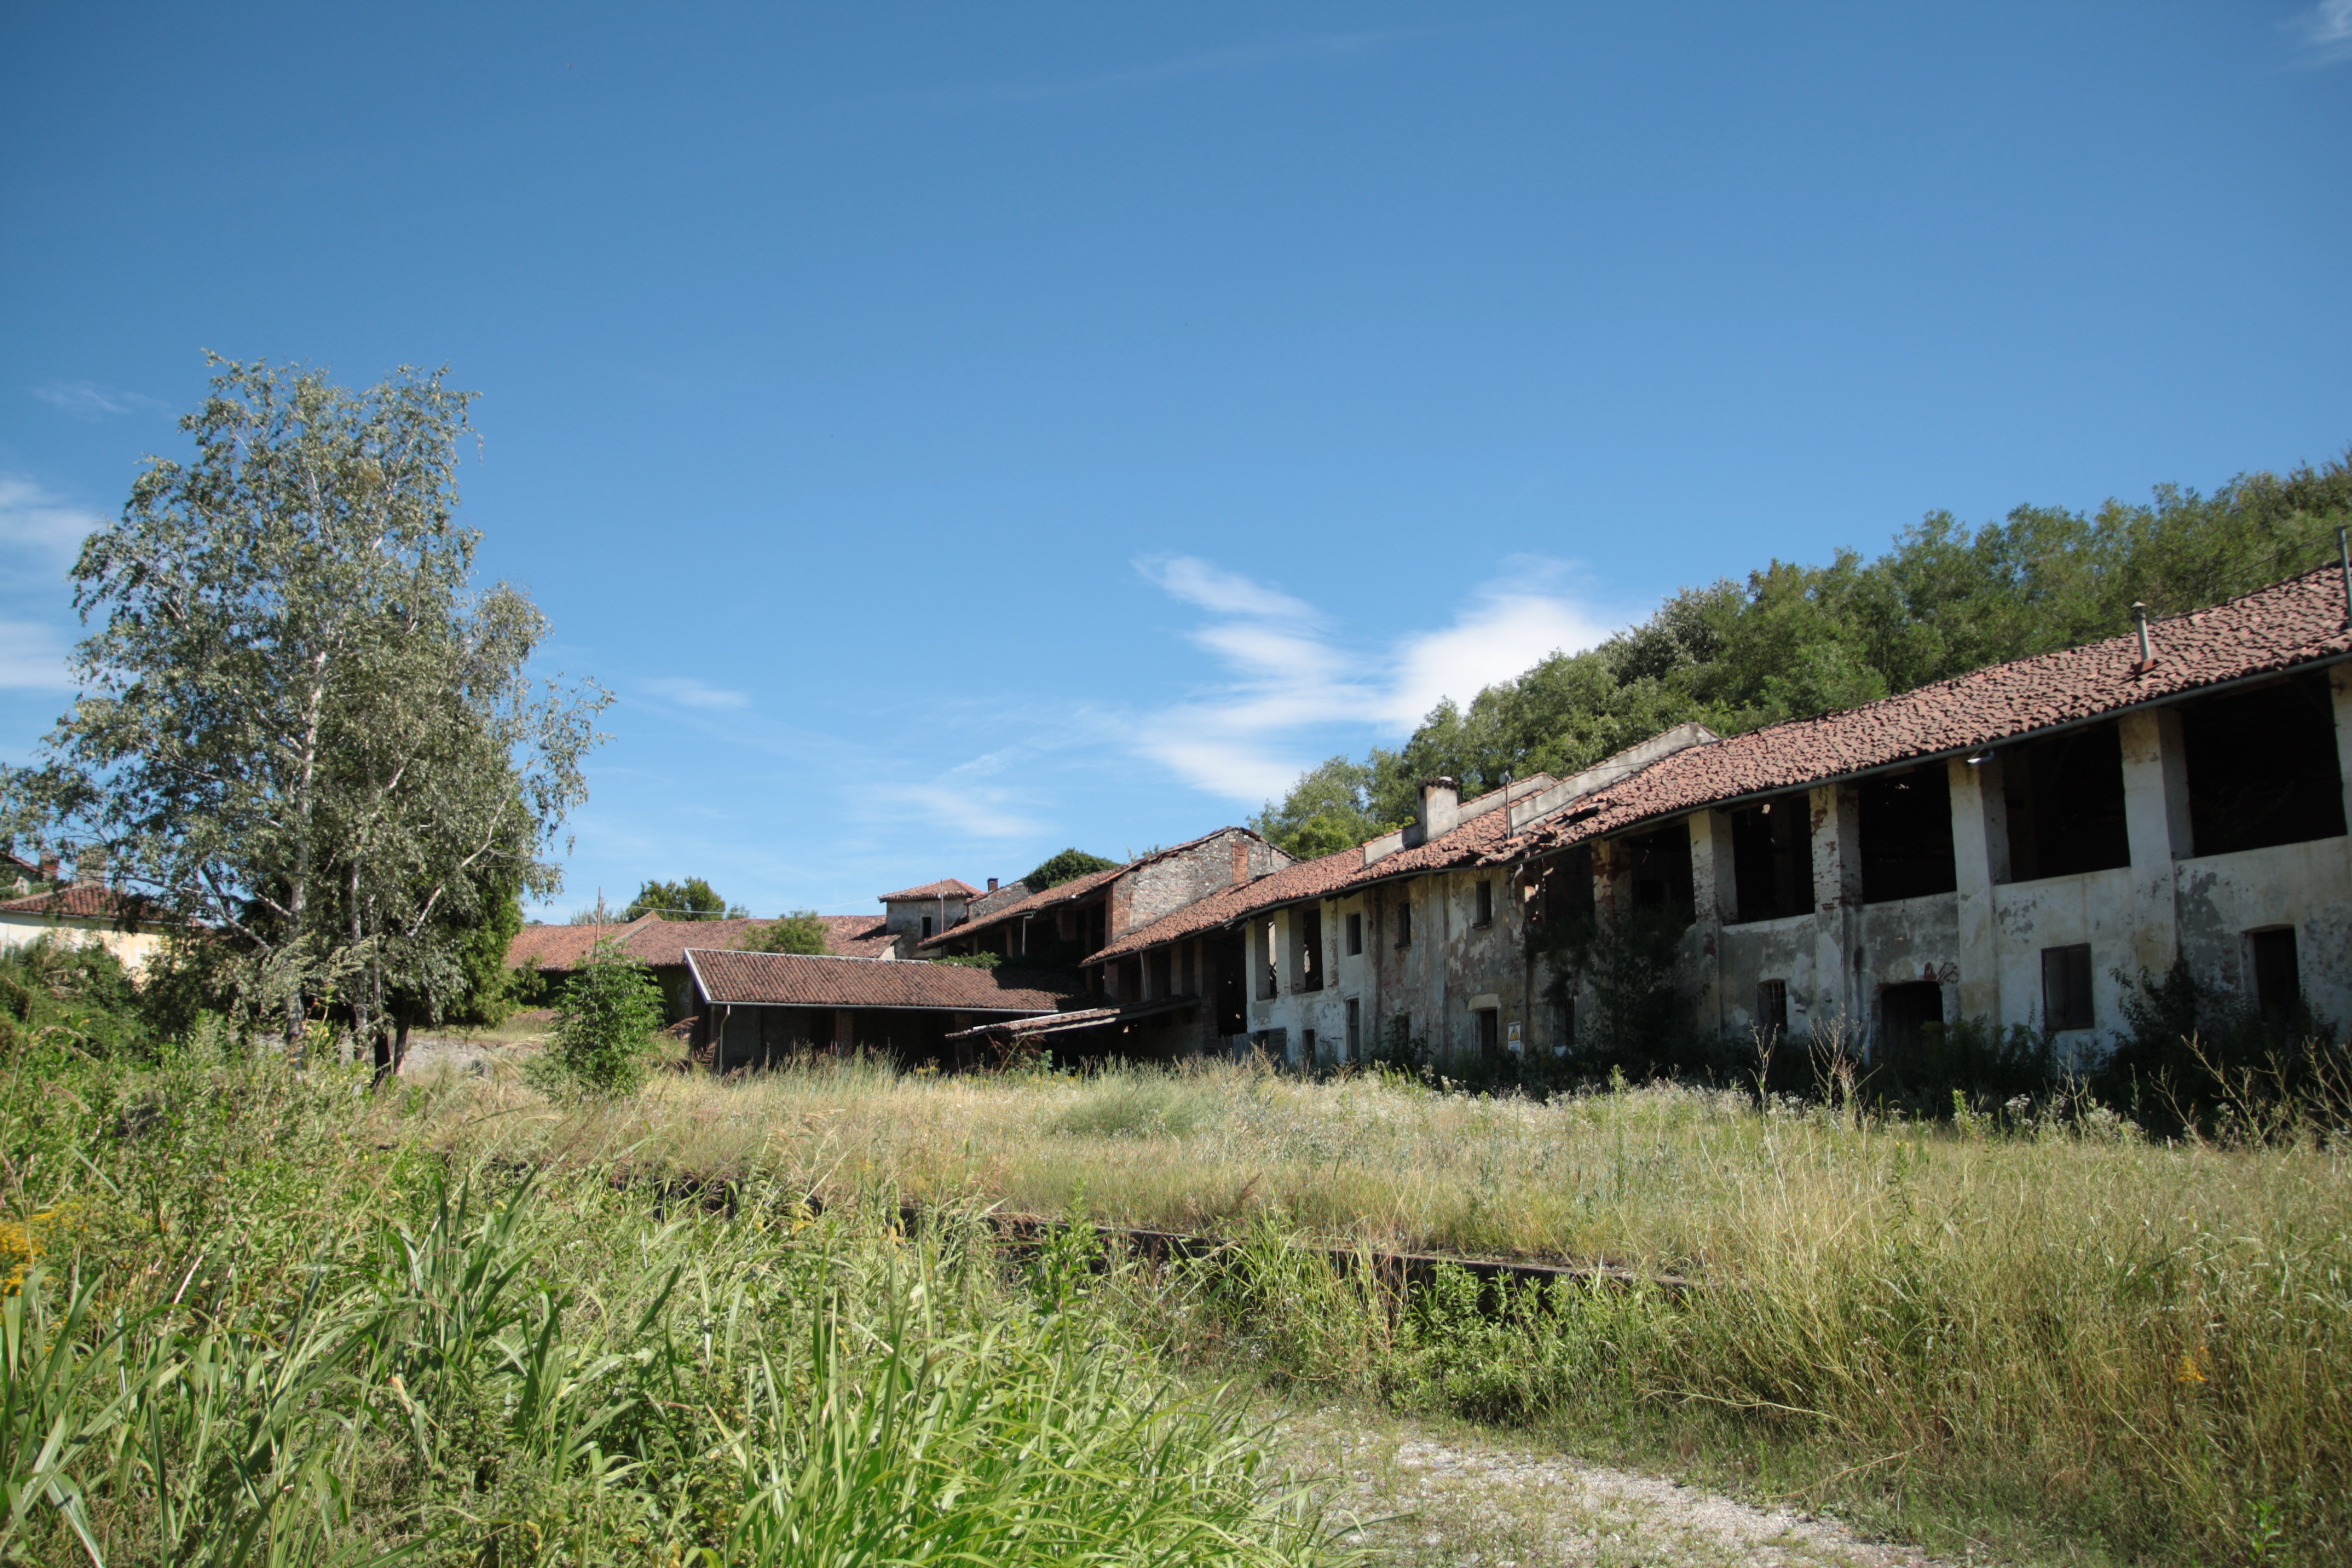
[
  {"x1": 4, "y1": 1033, "x2": 2345, "y2": 1565},
  {"x1": 415, "y1": 1054, "x2": 2351, "y2": 1566}
]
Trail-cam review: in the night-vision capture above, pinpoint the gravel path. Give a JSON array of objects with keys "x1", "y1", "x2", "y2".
[{"x1": 1281, "y1": 1408, "x2": 1952, "y2": 1568}]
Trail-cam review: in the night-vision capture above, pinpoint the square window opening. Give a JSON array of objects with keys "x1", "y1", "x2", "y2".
[{"x1": 2040, "y1": 944, "x2": 2094, "y2": 1031}]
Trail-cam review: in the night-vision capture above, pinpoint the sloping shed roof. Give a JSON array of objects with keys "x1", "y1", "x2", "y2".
[
  {"x1": 913, "y1": 862, "x2": 1126, "y2": 950},
  {"x1": 1495, "y1": 563, "x2": 2352, "y2": 863},
  {"x1": 878, "y1": 878, "x2": 981, "y2": 902},
  {"x1": 1084, "y1": 797, "x2": 1529, "y2": 963},
  {"x1": 687, "y1": 949, "x2": 1084, "y2": 1012}
]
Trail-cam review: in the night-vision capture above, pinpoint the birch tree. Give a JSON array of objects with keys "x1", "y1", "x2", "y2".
[{"x1": 4, "y1": 356, "x2": 607, "y2": 1065}]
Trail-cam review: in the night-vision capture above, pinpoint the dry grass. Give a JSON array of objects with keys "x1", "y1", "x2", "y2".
[{"x1": 400, "y1": 1053, "x2": 2352, "y2": 1564}]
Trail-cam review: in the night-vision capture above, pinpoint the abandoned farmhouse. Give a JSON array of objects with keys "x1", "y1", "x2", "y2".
[{"x1": 512, "y1": 566, "x2": 2352, "y2": 1073}]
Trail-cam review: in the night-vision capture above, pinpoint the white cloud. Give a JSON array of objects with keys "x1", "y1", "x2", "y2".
[
  {"x1": 0, "y1": 619, "x2": 74, "y2": 692},
  {"x1": 0, "y1": 474, "x2": 103, "y2": 563},
  {"x1": 877, "y1": 782, "x2": 1044, "y2": 840},
  {"x1": 32, "y1": 381, "x2": 171, "y2": 419},
  {"x1": 639, "y1": 676, "x2": 750, "y2": 710},
  {"x1": 1131, "y1": 555, "x2": 1616, "y2": 805},
  {"x1": 2296, "y1": 0, "x2": 2352, "y2": 60}
]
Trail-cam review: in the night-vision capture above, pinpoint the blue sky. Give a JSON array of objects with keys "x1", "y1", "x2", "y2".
[{"x1": 4, "y1": 3, "x2": 2350, "y2": 918}]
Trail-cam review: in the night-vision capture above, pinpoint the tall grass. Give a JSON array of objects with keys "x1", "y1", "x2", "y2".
[
  {"x1": 0, "y1": 1048, "x2": 1333, "y2": 1567},
  {"x1": 407, "y1": 1053, "x2": 2350, "y2": 1565}
]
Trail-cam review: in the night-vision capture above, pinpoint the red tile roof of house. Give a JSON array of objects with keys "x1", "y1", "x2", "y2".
[
  {"x1": 1492, "y1": 564, "x2": 2352, "y2": 864},
  {"x1": 507, "y1": 916, "x2": 658, "y2": 972},
  {"x1": 0, "y1": 882, "x2": 170, "y2": 924},
  {"x1": 508, "y1": 913, "x2": 898, "y2": 972},
  {"x1": 685, "y1": 949, "x2": 1085, "y2": 1011},
  {"x1": 877, "y1": 878, "x2": 981, "y2": 903}
]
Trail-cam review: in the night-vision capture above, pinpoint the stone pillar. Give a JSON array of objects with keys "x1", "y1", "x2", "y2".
[
  {"x1": 1949, "y1": 754, "x2": 2008, "y2": 1025},
  {"x1": 1688, "y1": 809, "x2": 1737, "y2": 1041},
  {"x1": 1809, "y1": 782, "x2": 1864, "y2": 1033},
  {"x1": 2117, "y1": 708, "x2": 2189, "y2": 979}
]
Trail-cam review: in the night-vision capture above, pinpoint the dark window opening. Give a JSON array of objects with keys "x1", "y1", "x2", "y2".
[
  {"x1": 1145, "y1": 949, "x2": 1171, "y2": 1000},
  {"x1": 1730, "y1": 794, "x2": 1815, "y2": 922},
  {"x1": 2041, "y1": 944, "x2": 2094, "y2": 1031},
  {"x1": 1878, "y1": 981, "x2": 1945, "y2": 1064},
  {"x1": 1345, "y1": 997, "x2": 1361, "y2": 1058},
  {"x1": 1345, "y1": 911, "x2": 1363, "y2": 956},
  {"x1": 1756, "y1": 979, "x2": 1789, "y2": 1037},
  {"x1": 1395, "y1": 901, "x2": 1413, "y2": 948},
  {"x1": 920, "y1": 915, "x2": 933, "y2": 939},
  {"x1": 1860, "y1": 766, "x2": 1956, "y2": 904},
  {"x1": 1214, "y1": 931, "x2": 1247, "y2": 1036},
  {"x1": 2251, "y1": 927, "x2": 2301, "y2": 1018},
  {"x1": 2183, "y1": 674, "x2": 2347, "y2": 858},
  {"x1": 1117, "y1": 958, "x2": 1142, "y2": 1001},
  {"x1": 2003, "y1": 724, "x2": 2130, "y2": 881},
  {"x1": 1299, "y1": 907, "x2": 1325, "y2": 991},
  {"x1": 1257, "y1": 921, "x2": 1278, "y2": 999},
  {"x1": 1532, "y1": 846, "x2": 1595, "y2": 928},
  {"x1": 1473, "y1": 880, "x2": 1494, "y2": 927},
  {"x1": 1475, "y1": 1007, "x2": 1500, "y2": 1061},
  {"x1": 1301, "y1": 1028, "x2": 1317, "y2": 1066},
  {"x1": 1622, "y1": 825, "x2": 1696, "y2": 923}
]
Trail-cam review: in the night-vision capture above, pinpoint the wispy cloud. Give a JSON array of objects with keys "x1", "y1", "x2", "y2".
[
  {"x1": 32, "y1": 381, "x2": 172, "y2": 420},
  {"x1": 1131, "y1": 555, "x2": 1616, "y2": 805},
  {"x1": 876, "y1": 782, "x2": 1044, "y2": 840},
  {"x1": 2293, "y1": 0, "x2": 2352, "y2": 62},
  {"x1": 0, "y1": 474, "x2": 103, "y2": 563},
  {"x1": 639, "y1": 675, "x2": 750, "y2": 711},
  {"x1": 0, "y1": 619, "x2": 74, "y2": 692}
]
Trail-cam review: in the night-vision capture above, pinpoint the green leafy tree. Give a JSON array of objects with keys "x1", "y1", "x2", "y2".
[
  {"x1": 1022, "y1": 849, "x2": 1120, "y2": 890},
  {"x1": 0, "y1": 356, "x2": 609, "y2": 1066},
  {"x1": 538, "y1": 942, "x2": 663, "y2": 1096},
  {"x1": 1249, "y1": 755, "x2": 1399, "y2": 858},
  {"x1": 623, "y1": 877, "x2": 742, "y2": 921},
  {"x1": 742, "y1": 910, "x2": 829, "y2": 955}
]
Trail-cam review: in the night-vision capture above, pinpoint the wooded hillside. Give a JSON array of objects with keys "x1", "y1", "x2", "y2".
[{"x1": 1255, "y1": 448, "x2": 2352, "y2": 857}]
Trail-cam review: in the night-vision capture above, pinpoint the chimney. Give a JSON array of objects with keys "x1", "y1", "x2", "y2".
[
  {"x1": 1417, "y1": 777, "x2": 1461, "y2": 840},
  {"x1": 1230, "y1": 838, "x2": 1250, "y2": 884},
  {"x1": 38, "y1": 851, "x2": 58, "y2": 881},
  {"x1": 987, "y1": 877, "x2": 999, "y2": 893},
  {"x1": 76, "y1": 844, "x2": 106, "y2": 884}
]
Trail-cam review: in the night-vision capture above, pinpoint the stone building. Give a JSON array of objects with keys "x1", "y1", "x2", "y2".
[{"x1": 954, "y1": 565, "x2": 2352, "y2": 1072}]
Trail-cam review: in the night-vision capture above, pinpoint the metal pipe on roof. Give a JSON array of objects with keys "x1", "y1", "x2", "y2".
[
  {"x1": 2339, "y1": 526, "x2": 2350, "y2": 625},
  {"x1": 2132, "y1": 602, "x2": 2154, "y2": 668}
]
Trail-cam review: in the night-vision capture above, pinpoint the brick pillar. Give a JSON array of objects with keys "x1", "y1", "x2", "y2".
[
  {"x1": 1949, "y1": 754, "x2": 2008, "y2": 1026},
  {"x1": 2117, "y1": 708, "x2": 2189, "y2": 980},
  {"x1": 1809, "y1": 782, "x2": 1864, "y2": 1033},
  {"x1": 1687, "y1": 809, "x2": 1737, "y2": 1042}
]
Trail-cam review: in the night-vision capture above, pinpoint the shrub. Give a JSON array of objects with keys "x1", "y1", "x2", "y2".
[
  {"x1": 537, "y1": 942, "x2": 662, "y2": 1095},
  {"x1": 742, "y1": 910, "x2": 829, "y2": 955},
  {"x1": 1023, "y1": 849, "x2": 1120, "y2": 890}
]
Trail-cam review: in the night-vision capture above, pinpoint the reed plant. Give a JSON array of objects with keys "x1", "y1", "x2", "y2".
[{"x1": 0, "y1": 1045, "x2": 1334, "y2": 1567}]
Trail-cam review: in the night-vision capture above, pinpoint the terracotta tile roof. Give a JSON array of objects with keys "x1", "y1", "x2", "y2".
[
  {"x1": 812, "y1": 915, "x2": 898, "y2": 958},
  {"x1": 685, "y1": 949, "x2": 1086, "y2": 1011},
  {"x1": 877, "y1": 878, "x2": 981, "y2": 903},
  {"x1": 1085, "y1": 793, "x2": 1528, "y2": 964},
  {"x1": 1495, "y1": 564, "x2": 2352, "y2": 863},
  {"x1": 509, "y1": 912, "x2": 899, "y2": 972},
  {"x1": 913, "y1": 862, "x2": 1126, "y2": 950},
  {"x1": 507, "y1": 916, "x2": 657, "y2": 972},
  {"x1": 0, "y1": 882, "x2": 168, "y2": 923}
]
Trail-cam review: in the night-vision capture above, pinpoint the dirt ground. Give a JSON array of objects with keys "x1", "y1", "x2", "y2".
[{"x1": 1278, "y1": 1405, "x2": 1956, "y2": 1568}]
